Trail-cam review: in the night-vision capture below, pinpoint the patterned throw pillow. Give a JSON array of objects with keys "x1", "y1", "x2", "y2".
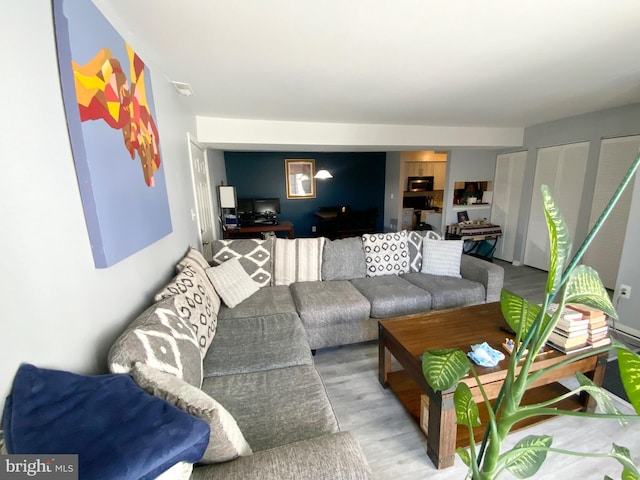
[
  {"x1": 421, "y1": 238, "x2": 463, "y2": 278},
  {"x1": 155, "y1": 265, "x2": 221, "y2": 357},
  {"x1": 211, "y1": 238, "x2": 273, "y2": 287},
  {"x1": 108, "y1": 297, "x2": 204, "y2": 388},
  {"x1": 176, "y1": 247, "x2": 210, "y2": 272},
  {"x1": 408, "y1": 231, "x2": 426, "y2": 272},
  {"x1": 206, "y1": 258, "x2": 260, "y2": 308},
  {"x1": 362, "y1": 231, "x2": 409, "y2": 277},
  {"x1": 273, "y1": 238, "x2": 326, "y2": 286},
  {"x1": 132, "y1": 363, "x2": 253, "y2": 464}
]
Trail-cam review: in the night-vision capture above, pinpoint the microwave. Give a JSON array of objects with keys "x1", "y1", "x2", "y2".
[{"x1": 407, "y1": 176, "x2": 434, "y2": 192}]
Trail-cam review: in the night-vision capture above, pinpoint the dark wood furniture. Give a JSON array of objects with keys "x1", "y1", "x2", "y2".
[
  {"x1": 378, "y1": 302, "x2": 607, "y2": 469},
  {"x1": 315, "y1": 207, "x2": 378, "y2": 239},
  {"x1": 223, "y1": 220, "x2": 295, "y2": 239}
]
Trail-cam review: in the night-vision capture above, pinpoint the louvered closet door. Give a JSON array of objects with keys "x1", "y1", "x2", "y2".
[
  {"x1": 524, "y1": 142, "x2": 589, "y2": 271},
  {"x1": 583, "y1": 136, "x2": 639, "y2": 289},
  {"x1": 491, "y1": 151, "x2": 526, "y2": 262}
]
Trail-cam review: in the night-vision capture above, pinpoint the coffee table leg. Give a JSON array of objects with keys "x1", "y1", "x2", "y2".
[
  {"x1": 426, "y1": 390, "x2": 457, "y2": 469},
  {"x1": 378, "y1": 328, "x2": 391, "y2": 387},
  {"x1": 583, "y1": 353, "x2": 608, "y2": 412}
]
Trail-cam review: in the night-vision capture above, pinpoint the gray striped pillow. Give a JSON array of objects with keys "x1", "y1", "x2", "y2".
[{"x1": 273, "y1": 238, "x2": 326, "y2": 286}]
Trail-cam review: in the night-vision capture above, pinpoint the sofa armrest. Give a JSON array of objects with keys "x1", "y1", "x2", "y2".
[
  {"x1": 460, "y1": 255, "x2": 504, "y2": 303},
  {"x1": 191, "y1": 432, "x2": 373, "y2": 480}
]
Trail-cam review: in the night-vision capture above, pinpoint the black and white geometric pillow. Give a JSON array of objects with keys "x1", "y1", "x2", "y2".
[
  {"x1": 154, "y1": 266, "x2": 220, "y2": 357},
  {"x1": 211, "y1": 238, "x2": 273, "y2": 287},
  {"x1": 408, "y1": 231, "x2": 425, "y2": 272},
  {"x1": 108, "y1": 296, "x2": 204, "y2": 388},
  {"x1": 362, "y1": 231, "x2": 410, "y2": 277}
]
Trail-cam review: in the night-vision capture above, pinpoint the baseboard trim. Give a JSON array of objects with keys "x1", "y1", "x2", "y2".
[{"x1": 610, "y1": 322, "x2": 640, "y2": 347}]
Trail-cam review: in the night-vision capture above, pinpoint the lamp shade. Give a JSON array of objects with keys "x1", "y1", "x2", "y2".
[{"x1": 314, "y1": 169, "x2": 333, "y2": 179}]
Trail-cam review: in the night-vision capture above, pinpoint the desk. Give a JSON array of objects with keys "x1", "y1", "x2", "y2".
[
  {"x1": 223, "y1": 220, "x2": 295, "y2": 239},
  {"x1": 445, "y1": 223, "x2": 502, "y2": 261}
]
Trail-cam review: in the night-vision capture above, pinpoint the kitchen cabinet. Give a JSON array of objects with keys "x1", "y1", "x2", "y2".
[{"x1": 405, "y1": 161, "x2": 446, "y2": 189}]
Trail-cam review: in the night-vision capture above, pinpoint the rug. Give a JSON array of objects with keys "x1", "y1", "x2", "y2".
[{"x1": 602, "y1": 359, "x2": 630, "y2": 403}]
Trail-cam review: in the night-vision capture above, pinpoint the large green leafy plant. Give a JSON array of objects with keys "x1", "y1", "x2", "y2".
[{"x1": 422, "y1": 155, "x2": 640, "y2": 479}]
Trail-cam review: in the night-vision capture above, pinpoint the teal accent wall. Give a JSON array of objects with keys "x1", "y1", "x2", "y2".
[{"x1": 225, "y1": 151, "x2": 386, "y2": 237}]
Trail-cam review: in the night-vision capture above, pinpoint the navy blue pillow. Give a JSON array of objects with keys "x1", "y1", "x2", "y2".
[{"x1": 2, "y1": 364, "x2": 210, "y2": 479}]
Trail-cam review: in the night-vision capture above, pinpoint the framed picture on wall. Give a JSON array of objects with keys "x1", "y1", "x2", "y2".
[{"x1": 285, "y1": 159, "x2": 316, "y2": 199}]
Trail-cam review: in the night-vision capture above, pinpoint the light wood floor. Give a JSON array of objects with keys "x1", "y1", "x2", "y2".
[{"x1": 313, "y1": 261, "x2": 639, "y2": 479}]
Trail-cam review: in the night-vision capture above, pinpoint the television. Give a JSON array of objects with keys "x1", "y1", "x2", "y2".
[
  {"x1": 253, "y1": 198, "x2": 281, "y2": 215},
  {"x1": 237, "y1": 198, "x2": 254, "y2": 214}
]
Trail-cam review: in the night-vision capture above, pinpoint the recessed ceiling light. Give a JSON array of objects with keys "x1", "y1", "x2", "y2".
[{"x1": 170, "y1": 81, "x2": 194, "y2": 96}]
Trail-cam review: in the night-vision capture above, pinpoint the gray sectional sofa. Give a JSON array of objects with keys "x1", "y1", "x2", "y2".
[{"x1": 106, "y1": 230, "x2": 503, "y2": 479}]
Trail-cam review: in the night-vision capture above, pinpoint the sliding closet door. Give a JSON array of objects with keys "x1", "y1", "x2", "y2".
[
  {"x1": 491, "y1": 151, "x2": 526, "y2": 262},
  {"x1": 524, "y1": 142, "x2": 589, "y2": 271},
  {"x1": 583, "y1": 136, "x2": 639, "y2": 289}
]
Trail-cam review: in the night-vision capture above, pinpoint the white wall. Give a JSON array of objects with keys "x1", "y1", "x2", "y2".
[
  {"x1": 512, "y1": 104, "x2": 640, "y2": 335},
  {"x1": 444, "y1": 149, "x2": 498, "y2": 225},
  {"x1": 0, "y1": 2, "x2": 201, "y2": 408}
]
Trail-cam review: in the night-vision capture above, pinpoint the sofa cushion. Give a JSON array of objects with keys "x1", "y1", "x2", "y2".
[
  {"x1": 290, "y1": 280, "x2": 370, "y2": 329},
  {"x1": 132, "y1": 363, "x2": 252, "y2": 464},
  {"x1": 206, "y1": 258, "x2": 260, "y2": 308},
  {"x1": 217, "y1": 286, "x2": 297, "y2": 320},
  {"x1": 362, "y1": 231, "x2": 409, "y2": 277},
  {"x1": 421, "y1": 238, "x2": 463, "y2": 278},
  {"x1": 2, "y1": 364, "x2": 209, "y2": 480},
  {"x1": 401, "y1": 272, "x2": 486, "y2": 310},
  {"x1": 203, "y1": 312, "x2": 313, "y2": 377},
  {"x1": 155, "y1": 265, "x2": 221, "y2": 357},
  {"x1": 176, "y1": 247, "x2": 211, "y2": 272},
  {"x1": 212, "y1": 238, "x2": 273, "y2": 287},
  {"x1": 190, "y1": 432, "x2": 374, "y2": 480},
  {"x1": 350, "y1": 275, "x2": 432, "y2": 318},
  {"x1": 273, "y1": 237, "x2": 325, "y2": 286},
  {"x1": 322, "y1": 236, "x2": 367, "y2": 281},
  {"x1": 108, "y1": 297, "x2": 203, "y2": 388},
  {"x1": 201, "y1": 365, "x2": 339, "y2": 452}
]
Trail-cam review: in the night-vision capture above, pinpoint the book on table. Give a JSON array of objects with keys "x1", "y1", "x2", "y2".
[
  {"x1": 589, "y1": 337, "x2": 612, "y2": 348},
  {"x1": 548, "y1": 333, "x2": 588, "y2": 349},
  {"x1": 546, "y1": 341, "x2": 593, "y2": 354},
  {"x1": 566, "y1": 303, "x2": 606, "y2": 319},
  {"x1": 547, "y1": 303, "x2": 584, "y2": 321}
]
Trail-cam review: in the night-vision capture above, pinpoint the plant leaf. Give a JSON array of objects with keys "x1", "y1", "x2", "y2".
[
  {"x1": 422, "y1": 349, "x2": 471, "y2": 392},
  {"x1": 454, "y1": 382, "x2": 481, "y2": 427},
  {"x1": 456, "y1": 447, "x2": 471, "y2": 467},
  {"x1": 504, "y1": 435, "x2": 552, "y2": 479},
  {"x1": 564, "y1": 265, "x2": 618, "y2": 320},
  {"x1": 541, "y1": 185, "x2": 571, "y2": 295},
  {"x1": 575, "y1": 371, "x2": 626, "y2": 424},
  {"x1": 618, "y1": 348, "x2": 640, "y2": 415},
  {"x1": 610, "y1": 444, "x2": 640, "y2": 477},
  {"x1": 622, "y1": 467, "x2": 640, "y2": 480},
  {"x1": 500, "y1": 289, "x2": 551, "y2": 337}
]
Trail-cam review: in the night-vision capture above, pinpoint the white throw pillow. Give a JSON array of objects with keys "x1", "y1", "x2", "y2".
[
  {"x1": 421, "y1": 238, "x2": 463, "y2": 278},
  {"x1": 362, "y1": 231, "x2": 409, "y2": 277},
  {"x1": 273, "y1": 238, "x2": 326, "y2": 286},
  {"x1": 206, "y1": 258, "x2": 260, "y2": 308},
  {"x1": 131, "y1": 363, "x2": 253, "y2": 464}
]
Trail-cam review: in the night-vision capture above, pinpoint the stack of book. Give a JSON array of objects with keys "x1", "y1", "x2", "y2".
[
  {"x1": 567, "y1": 303, "x2": 611, "y2": 348},
  {"x1": 545, "y1": 304, "x2": 590, "y2": 353}
]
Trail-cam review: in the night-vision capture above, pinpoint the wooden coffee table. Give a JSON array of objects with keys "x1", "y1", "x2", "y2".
[{"x1": 378, "y1": 302, "x2": 607, "y2": 469}]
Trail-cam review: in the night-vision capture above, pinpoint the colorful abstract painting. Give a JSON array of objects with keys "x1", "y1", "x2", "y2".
[{"x1": 53, "y1": 0, "x2": 172, "y2": 268}]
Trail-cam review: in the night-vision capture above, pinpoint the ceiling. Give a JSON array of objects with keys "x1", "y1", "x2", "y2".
[{"x1": 95, "y1": 1, "x2": 640, "y2": 129}]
